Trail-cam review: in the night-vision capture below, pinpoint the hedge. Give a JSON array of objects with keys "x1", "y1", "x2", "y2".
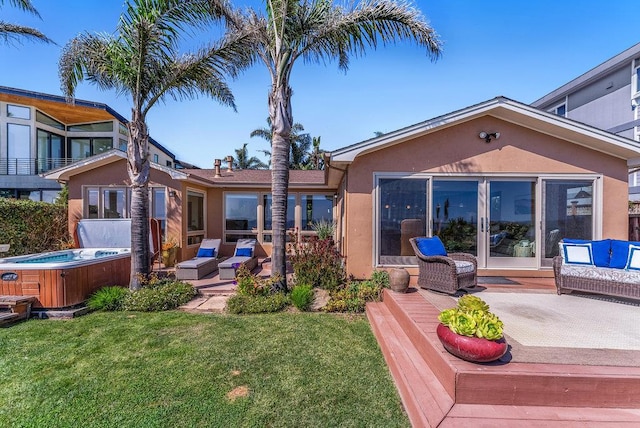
[{"x1": 0, "y1": 199, "x2": 68, "y2": 256}]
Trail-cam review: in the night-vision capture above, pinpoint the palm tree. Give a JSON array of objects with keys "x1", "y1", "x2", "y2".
[
  {"x1": 0, "y1": 0, "x2": 52, "y2": 45},
  {"x1": 304, "y1": 136, "x2": 323, "y2": 170},
  {"x1": 234, "y1": 143, "x2": 268, "y2": 169},
  {"x1": 229, "y1": 0, "x2": 441, "y2": 288},
  {"x1": 250, "y1": 118, "x2": 311, "y2": 169},
  {"x1": 60, "y1": 0, "x2": 252, "y2": 290}
]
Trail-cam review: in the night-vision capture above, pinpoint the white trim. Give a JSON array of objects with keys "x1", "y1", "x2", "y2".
[{"x1": 185, "y1": 187, "x2": 206, "y2": 247}]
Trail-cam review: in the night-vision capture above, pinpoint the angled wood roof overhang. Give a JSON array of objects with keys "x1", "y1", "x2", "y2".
[
  {"x1": 330, "y1": 97, "x2": 640, "y2": 168},
  {"x1": 0, "y1": 86, "x2": 126, "y2": 124}
]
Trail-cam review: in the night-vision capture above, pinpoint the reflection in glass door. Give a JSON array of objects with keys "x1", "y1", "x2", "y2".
[
  {"x1": 432, "y1": 180, "x2": 478, "y2": 255},
  {"x1": 486, "y1": 180, "x2": 536, "y2": 268}
]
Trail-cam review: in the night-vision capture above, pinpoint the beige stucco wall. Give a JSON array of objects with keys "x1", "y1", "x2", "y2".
[{"x1": 342, "y1": 117, "x2": 630, "y2": 279}]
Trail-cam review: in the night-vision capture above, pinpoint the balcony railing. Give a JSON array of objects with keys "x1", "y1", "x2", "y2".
[{"x1": 0, "y1": 158, "x2": 82, "y2": 175}]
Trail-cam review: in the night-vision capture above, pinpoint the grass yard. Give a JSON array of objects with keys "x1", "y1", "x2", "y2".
[{"x1": 0, "y1": 311, "x2": 409, "y2": 428}]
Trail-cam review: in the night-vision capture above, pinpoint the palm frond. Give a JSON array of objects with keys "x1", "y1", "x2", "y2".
[
  {"x1": 2, "y1": 0, "x2": 40, "y2": 18},
  {"x1": 0, "y1": 22, "x2": 53, "y2": 44},
  {"x1": 296, "y1": 0, "x2": 441, "y2": 70}
]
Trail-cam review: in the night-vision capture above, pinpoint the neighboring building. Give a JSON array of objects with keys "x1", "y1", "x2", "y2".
[
  {"x1": 45, "y1": 97, "x2": 640, "y2": 279},
  {"x1": 531, "y1": 42, "x2": 640, "y2": 199},
  {"x1": 0, "y1": 86, "x2": 176, "y2": 202}
]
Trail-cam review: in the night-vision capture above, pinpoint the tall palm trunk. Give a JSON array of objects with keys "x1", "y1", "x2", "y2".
[
  {"x1": 269, "y1": 81, "x2": 293, "y2": 290},
  {"x1": 127, "y1": 109, "x2": 151, "y2": 290}
]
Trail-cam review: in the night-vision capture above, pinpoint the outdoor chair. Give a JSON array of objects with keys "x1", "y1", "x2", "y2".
[
  {"x1": 218, "y1": 239, "x2": 259, "y2": 280},
  {"x1": 410, "y1": 236, "x2": 477, "y2": 295},
  {"x1": 175, "y1": 238, "x2": 222, "y2": 280}
]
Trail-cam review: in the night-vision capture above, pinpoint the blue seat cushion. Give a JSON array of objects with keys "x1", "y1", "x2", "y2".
[
  {"x1": 235, "y1": 247, "x2": 252, "y2": 257},
  {"x1": 610, "y1": 239, "x2": 640, "y2": 269},
  {"x1": 197, "y1": 247, "x2": 215, "y2": 258},
  {"x1": 415, "y1": 236, "x2": 447, "y2": 257},
  {"x1": 563, "y1": 239, "x2": 611, "y2": 267}
]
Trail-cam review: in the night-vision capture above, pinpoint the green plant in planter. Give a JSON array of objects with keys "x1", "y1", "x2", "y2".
[{"x1": 438, "y1": 295, "x2": 503, "y2": 341}]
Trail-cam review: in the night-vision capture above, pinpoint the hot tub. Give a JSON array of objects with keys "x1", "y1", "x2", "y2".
[{"x1": 0, "y1": 248, "x2": 131, "y2": 309}]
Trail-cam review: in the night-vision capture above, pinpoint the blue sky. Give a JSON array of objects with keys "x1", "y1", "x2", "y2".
[{"x1": 1, "y1": 0, "x2": 638, "y2": 167}]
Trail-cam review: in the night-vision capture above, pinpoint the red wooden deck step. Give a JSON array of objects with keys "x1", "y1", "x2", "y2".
[{"x1": 367, "y1": 287, "x2": 640, "y2": 426}]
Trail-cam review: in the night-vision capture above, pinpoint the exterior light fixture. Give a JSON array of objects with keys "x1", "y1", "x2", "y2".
[
  {"x1": 168, "y1": 190, "x2": 177, "y2": 198},
  {"x1": 479, "y1": 131, "x2": 500, "y2": 143}
]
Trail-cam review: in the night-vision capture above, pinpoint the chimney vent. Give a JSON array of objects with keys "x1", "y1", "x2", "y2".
[
  {"x1": 214, "y1": 159, "x2": 221, "y2": 178},
  {"x1": 226, "y1": 156, "x2": 234, "y2": 172}
]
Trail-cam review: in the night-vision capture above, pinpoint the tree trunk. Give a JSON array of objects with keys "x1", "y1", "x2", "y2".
[
  {"x1": 269, "y1": 82, "x2": 293, "y2": 291},
  {"x1": 127, "y1": 109, "x2": 151, "y2": 291}
]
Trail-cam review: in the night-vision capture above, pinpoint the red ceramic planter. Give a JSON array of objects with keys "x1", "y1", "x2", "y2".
[{"x1": 436, "y1": 323, "x2": 508, "y2": 363}]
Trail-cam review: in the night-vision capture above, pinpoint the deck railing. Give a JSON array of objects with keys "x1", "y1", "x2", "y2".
[{"x1": 0, "y1": 158, "x2": 81, "y2": 175}]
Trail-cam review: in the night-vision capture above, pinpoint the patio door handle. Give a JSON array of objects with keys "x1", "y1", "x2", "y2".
[{"x1": 481, "y1": 217, "x2": 484, "y2": 233}]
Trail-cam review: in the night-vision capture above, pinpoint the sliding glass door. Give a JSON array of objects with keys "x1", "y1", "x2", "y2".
[
  {"x1": 484, "y1": 180, "x2": 537, "y2": 268},
  {"x1": 375, "y1": 174, "x2": 598, "y2": 270}
]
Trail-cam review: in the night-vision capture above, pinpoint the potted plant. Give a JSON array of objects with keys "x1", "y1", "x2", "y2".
[
  {"x1": 162, "y1": 238, "x2": 179, "y2": 267},
  {"x1": 436, "y1": 294, "x2": 507, "y2": 363}
]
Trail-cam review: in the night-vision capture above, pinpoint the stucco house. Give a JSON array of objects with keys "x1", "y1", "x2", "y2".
[{"x1": 45, "y1": 97, "x2": 640, "y2": 279}]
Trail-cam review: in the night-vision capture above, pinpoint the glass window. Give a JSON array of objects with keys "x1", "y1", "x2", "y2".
[
  {"x1": 103, "y1": 189, "x2": 126, "y2": 218},
  {"x1": 554, "y1": 104, "x2": 566, "y2": 117},
  {"x1": 70, "y1": 137, "x2": 113, "y2": 159},
  {"x1": 153, "y1": 154, "x2": 159, "y2": 163},
  {"x1": 225, "y1": 193, "x2": 257, "y2": 231},
  {"x1": 87, "y1": 189, "x2": 99, "y2": 218},
  {"x1": 433, "y1": 180, "x2": 478, "y2": 255},
  {"x1": 119, "y1": 122, "x2": 128, "y2": 135},
  {"x1": 301, "y1": 194, "x2": 334, "y2": 231},
  {"x1": 152, "y1": 188, "x2": 167, "y2": 239},
  {"x1": 37, "y1": 129, "x2": 65, "y2": 172},
  {"x1": 93, "y1": 138, "x2": 113, "y2": 154},
  {"x1": 379, "y1": 178, "x2": 427, "y2": 262},
  {"x1": 7, "y1": 104, "x2": 30, "y2": 119},
  {"x1": 166, "y1": 160, "x2": 172, "y2": 167},
  {"x1": 70, "y1": 138, "x2": 91, "y2": 159},
  {"x1": 541, "y1": 180, "x2": 593, "y2": 266},
  {"x1": 67, "y1": 121, "x2": 114, "y2": 132},
  {"x1": 187, "y1": 190, "x2": 205, "y2": 231},
  {"x1": 636, "y1": 67, "x2": 640, "y2": 93},
  {"x1": 42, "y1": 190, "x2": 60, "y2": 204},
  {"x1": 36, "y1": 111, "x2": 64, "y2": 130},
  {"x1": 263, "y1": 194, "x2": 296, "y2": 230},
  {"x1": 7, "y1": 123, "x2": 31, "y2": 174},
  {"x1": 119, "y1": 139, "x2": 128, "y2": 151}
]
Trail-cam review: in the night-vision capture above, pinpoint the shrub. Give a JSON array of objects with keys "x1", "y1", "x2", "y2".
[
  {"x1": 288, "y1": 233, "x2": 345, "y2": 290},
  {"x1": 121, "y1": 278, "x2": 196, "y2": 312},
  {"x1": 290, "y1": 284, "x2": 314, "y2": 311},
  {"x1": 370, "y1": 270, "x2": 390, "y2": 288},
  {"x1": 323, "y1": 276, "x2": 385, "y2": 313},
  {"x1": 226, "y1": 293, "x2": 290, "y2": 314},
  {"x1": 235, "y1": 265, "x2": 283, "y2": 296},
  {"x1": 310, "y1": 219, "x2": 335, "y2": 240},
  {"x1": 0, "y1": 199, "x2": 68, "y2": 256},
  {"x1": 87, "y1": 286, "x2": 130, "y2": 311}
]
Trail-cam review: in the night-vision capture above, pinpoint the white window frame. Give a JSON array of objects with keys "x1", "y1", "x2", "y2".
[{"x1": 186, "y1": 188, "x2": 206, "y2": 247}]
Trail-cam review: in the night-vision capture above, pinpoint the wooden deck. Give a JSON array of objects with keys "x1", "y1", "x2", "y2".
[{"x1": 367, "y1": 279, "x2": 640, "y2": 427}]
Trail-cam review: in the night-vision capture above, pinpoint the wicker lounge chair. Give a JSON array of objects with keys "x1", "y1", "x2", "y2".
[
  {"x1": 175, "y1": 239, "x2": 222, "y2": 280},
  {"x1": 410, "y1": 237, "x2": 477, "y2": 295}
]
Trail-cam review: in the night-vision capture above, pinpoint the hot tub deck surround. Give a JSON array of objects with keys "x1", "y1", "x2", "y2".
[{"x1": 0, "y1": 249, "x2": 131, "y2": 309}]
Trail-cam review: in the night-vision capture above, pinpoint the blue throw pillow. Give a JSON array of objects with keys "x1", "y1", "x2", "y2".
[
  {"x1": 625, "y1": 245, "x2": 640, "y2": 271},
  {"x1": 197, "y1": 248, "x2": 215, "y2": 258},
  {"x1": 415, "y1": 236, "x2": 447, "y2": 256},
  {"x1": 235, "y1": 247, "x2": 252, "y2": 257},
  {"x1": 610, "y1": 240, "x2": 640, "y2": 269},
  {"x1": 563, "y1": 239, "x2": 611, "y2": 267}
]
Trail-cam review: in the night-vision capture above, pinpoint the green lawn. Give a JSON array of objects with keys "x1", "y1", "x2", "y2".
[{"x1": 0, "y1": 311, "x2": 409, "y2": 428}]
